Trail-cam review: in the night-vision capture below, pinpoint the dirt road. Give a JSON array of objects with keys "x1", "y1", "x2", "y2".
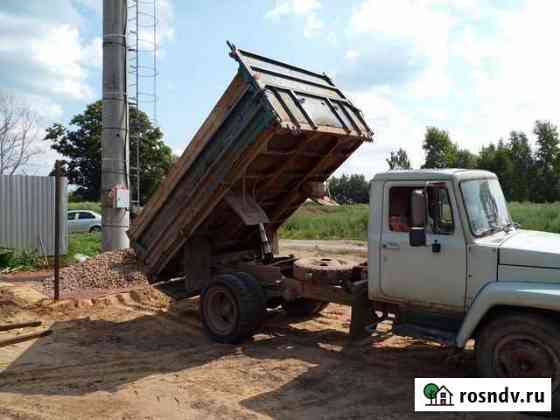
[
  {"x1": 0, "y1": 244, "x2": 542, "y2": 419},
  {"x1": 0, "y1": 291, "x2": 542, "y2": 420},
  {"x1": 280, "y1": 239, "x2": 367, "y2": 257}
]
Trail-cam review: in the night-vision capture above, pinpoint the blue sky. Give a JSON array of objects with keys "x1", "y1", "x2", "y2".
[{"x1": 2, "y1": 0, "x2": 559, "y2": 178}]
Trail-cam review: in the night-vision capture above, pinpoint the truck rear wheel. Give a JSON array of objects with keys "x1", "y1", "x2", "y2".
[
  {"x1": 476, "y1": 312, "x2": 560, "y2": 414},
  {"x1": 282, "y1": 298, "x2": 328, "y2": 317},
  {"x1": 200, "y1": 273, "x2": 265, "y2": 344}
]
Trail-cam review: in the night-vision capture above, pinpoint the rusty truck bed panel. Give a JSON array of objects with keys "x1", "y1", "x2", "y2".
[{"x1": 129, "y1": 45, "x2": 373, "y2": 281}]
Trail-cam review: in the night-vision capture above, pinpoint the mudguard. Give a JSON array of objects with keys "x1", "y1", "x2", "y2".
[{"x1": 456, "y1": 281, "x2": 560, "y2": 347}]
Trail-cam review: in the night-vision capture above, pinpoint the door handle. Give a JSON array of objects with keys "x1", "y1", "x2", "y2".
[{"x1": 382, "y1": 242, "x2": 400, "y2": 250}]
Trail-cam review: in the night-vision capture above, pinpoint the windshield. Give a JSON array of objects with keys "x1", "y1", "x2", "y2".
[{"x1": 460, "y1": 178, "x2": 512, "y2": 236}]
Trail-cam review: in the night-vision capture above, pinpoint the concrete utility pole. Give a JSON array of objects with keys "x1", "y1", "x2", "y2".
[{"x1": 102, "y1": 0, "x2": 130, "y2": 250}]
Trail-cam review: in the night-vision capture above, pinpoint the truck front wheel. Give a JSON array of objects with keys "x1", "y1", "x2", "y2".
[
  {"x1": 200, "y1": 273, "x2": 266, "y2": 344},
  {"x1": 476, "y1": 312, "x2": 560, "y2": 413}
]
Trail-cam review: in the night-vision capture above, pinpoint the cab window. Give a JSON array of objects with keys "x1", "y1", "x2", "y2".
[
  {"x1": 427, "y1": 187, "x2": 454, "y2": 234},
  {"x1": 389, "y1": 185, "x2": 454, "y2": 234},
  {"x1": 389, "y1": 187, "x2": 415, "y2": 232}
]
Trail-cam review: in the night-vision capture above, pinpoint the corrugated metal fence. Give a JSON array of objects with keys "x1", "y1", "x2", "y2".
[{"x1": 0, "y1": 175, "x2": 67, "y2": 256}]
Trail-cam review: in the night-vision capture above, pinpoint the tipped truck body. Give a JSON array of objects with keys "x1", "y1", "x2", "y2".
[{"x1": 128, "y1": 45, "x2": 373, "y2": 282}]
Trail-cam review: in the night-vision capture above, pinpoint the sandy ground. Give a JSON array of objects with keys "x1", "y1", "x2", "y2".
[
  {"x1": 280, "y1": 240, "x2": 367, "y2": 257},
  {"x1": 0, "y1": 244, "x2": 543, "y2": 420}
]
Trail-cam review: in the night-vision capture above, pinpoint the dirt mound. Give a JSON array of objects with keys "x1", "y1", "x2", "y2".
[
  {"x1": 42, "y1": 249, "x2": 148, "y2": 296},
  {"x1": 0, "y1": 282, "x2": 48, "y2": 322},
  {"x1": 0, "y1": 283, "x2": 46, "y2": 305}
]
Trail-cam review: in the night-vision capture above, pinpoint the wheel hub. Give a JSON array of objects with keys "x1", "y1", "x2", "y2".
[
  {"x1": 495, "y1": 334, "x2": 560, "y2": 390},
  {"x1": 205, "y1": 287, "x2": 238, "y2": 336}
]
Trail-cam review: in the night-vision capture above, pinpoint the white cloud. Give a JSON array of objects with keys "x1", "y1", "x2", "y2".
[
  {"x1": 340, "y1": 86, "x2": 426, "y2": 177},
  {"x1": 265, "y1": 0, "x2": 323, "y2": 39},
  {"x1": 81, "y1": 37, "x2": 103, "y2": 69},
  {"x1": 1, "y1": 1, "x2": 176, "y2": 175},
  {"x1": 325, "y1": 31, "x2": 338, "y2": 46},
  {"x1": 344, "y1": 50, "x2": 359, "y2": 61},
  {"x1": 303, "y1": 12, "x2": 324, "y2": 38},
  {"x1": 23, "y1": 94, "x2": 64, "y2": 121},
  {"x1": 265, "y1": 0, "x2": 321, "y2": 18},
  {"x1": 74, "y1": 0, "x2": 102, "y2": 16},
  {"x1": 330, "y1": 0, "x2": 560, "y2": 175},
  {"x1": 131, "y1": 0, "x2": 175, "y2": 64},
  {"x1": 349, "y1": 0, "x2": 452, "y2": 99},
  {"x1": 444, "y1": 1, "x2": 560, "y2": 151},
  {"x1": 33, "y1": 25, "x2": 95, "y2": 100},
  {"x1": 23, "y1": 141, "x2": 63, "y2": 176},
  {"x1": 0, "y1": 14, "x2": 94, "y2": 101},
  {"x1": 1, "y1": 0, "x2": 176, "y2": 103},
  {"x1": 158, "y1": 0, "x2": 176, "y2": 43}
]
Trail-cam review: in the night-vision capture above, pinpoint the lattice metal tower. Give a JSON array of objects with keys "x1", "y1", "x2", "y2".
[{"x1": 127, "y1": 0, "x2": 158, "y2": 208}]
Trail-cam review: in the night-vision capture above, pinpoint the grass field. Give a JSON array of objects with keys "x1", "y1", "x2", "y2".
[
  {"x1": 508, "y1": 202, "x2": 560, "y2": 234},
  {"x1": 279, "y1": 202, "x2": 560, "y2": 241},
  {"x1": 69, "y1": 202, "x2": 101, "y2": 213},
  {"x1": 68, "y1": 201, "x2": 560, "y2": 242},
  {"x1": 279, "y1": 204, "x2": 369, "y2": 240},
  {"x1": 59, "y1": 201, "x2": 560, "y2": 263},
  {"x1": 66, "y1": 232, "x2": 101, "y2": 263},
  {"x1": 2, "y1": 201, "x2": 557, "y2": 271}
]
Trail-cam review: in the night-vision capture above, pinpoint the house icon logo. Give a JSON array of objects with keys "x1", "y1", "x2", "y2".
[{"x1": 423, "y1": 383, "x2": 454, "y2": 406}]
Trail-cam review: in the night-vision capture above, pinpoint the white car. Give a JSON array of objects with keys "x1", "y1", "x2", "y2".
[{"x1": 67, "y1": 210, "x2": 102, "y2": 233}]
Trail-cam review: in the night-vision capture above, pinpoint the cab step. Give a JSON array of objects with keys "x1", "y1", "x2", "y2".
[{"x1": 392, "y1": 324, "x2": 456, "y2": 346}]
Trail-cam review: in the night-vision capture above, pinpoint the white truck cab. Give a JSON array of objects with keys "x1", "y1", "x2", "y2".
[
  {"x1": 369, "y1": 169, "x2": 511, "y2": 311},
  {"x1": 359, "y1": 169, "x2": 560, "y2": 410}
]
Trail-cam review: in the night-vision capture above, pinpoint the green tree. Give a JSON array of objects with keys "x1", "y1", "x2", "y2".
[
  {"x1": 44, "y1": 101, "x2": 174, "y2": 203},
  {"x1": 422, "y1": 127, "x2": 457, "y2": 169},
  {"x1": 492, "y1": 144, "x2": 515, "y2": 200},
  {"x1": 507, "y1": 131, "x2": 532, "y2": 202},
  {"x1": 386, "y1": 148, "x2": 412, "y2": 170},
  {"x1": 453, "y1": 148, "x2": 478, "y2": 169},
  {"x1": 477, "y1": 144, "x2": 496, "y2": 171},
  {"x1": 532, "y1": 120, "x2": 560, "y2": 202},
  {"x1": 328, "y1": 174, "x2": 369, "y2": 204},
  {"x1": 476, "y1": 140, "x2": 515, "y2": 200}
]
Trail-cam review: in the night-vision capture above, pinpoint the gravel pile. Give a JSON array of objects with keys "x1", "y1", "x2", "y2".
[{"x1": 43, "y1": 249, "x2": 148, "y2": 294}]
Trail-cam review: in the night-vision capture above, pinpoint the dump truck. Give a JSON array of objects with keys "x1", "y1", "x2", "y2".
[
  {"x1": 130, "y1": 45, "x2": 560, "y2": 413},
  {"x1": 128, "y1": 43, "x2": 373, "y2": 332}
]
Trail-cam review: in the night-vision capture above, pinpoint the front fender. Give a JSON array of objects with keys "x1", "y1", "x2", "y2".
[{"x1": 456, "y1": 282, "x2": 560, "y2": 348}]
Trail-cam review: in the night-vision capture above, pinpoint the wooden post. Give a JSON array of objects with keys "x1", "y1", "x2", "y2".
[
  {"x1": 54, "y1": 160, "x2": 64, "y2": 301},
  {"x1": 0, "y1": 321, "x2": 42, "y2": 332},
  {"x1": 0, "y1": 330, "x2": 52, "y2": 348}
]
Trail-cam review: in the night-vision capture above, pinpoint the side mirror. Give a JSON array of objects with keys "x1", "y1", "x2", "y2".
[
  {"x1": 409, "y1": 227, "x2": 426, "y2": 247},
  {"x1": 409, "y1": 189, "x2": 427, "y2": 247}
]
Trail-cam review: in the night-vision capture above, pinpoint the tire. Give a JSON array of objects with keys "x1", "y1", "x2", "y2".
[
  {"x1": 282, "y1": 298, "x2": 328, "y2": 317},
  {"x1": 476, "y1": 312, "x2": 560, "y2": 414},
  {"x1": 89, "y1": 226, "x2": 102, "y2": 233},
  {"x1": 232, "y1": 272, "x2": 268, "y2": 332},
  {"x1": 200, "y1": 273, "x2": 266, "y2": 344},
  {"x1": 293, "y1": 257, "x2": 356, "y2": 287}
]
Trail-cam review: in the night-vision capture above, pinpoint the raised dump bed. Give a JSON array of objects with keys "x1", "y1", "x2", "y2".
[{"x1": 129, "y1": 44, "x2": 373, "y2": 286}]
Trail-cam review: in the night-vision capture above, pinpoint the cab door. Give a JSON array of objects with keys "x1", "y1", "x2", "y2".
[{"x1": 379, "y1": 181, "x2": 467, "y2": 310}]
